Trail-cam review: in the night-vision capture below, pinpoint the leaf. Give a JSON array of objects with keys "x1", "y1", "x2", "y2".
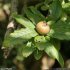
[
  {"x1": 24, "y1": 7, "x2": 45, "y2": 25},
  {"x1": 26, "y1": 41, "x2": 32, "y2": 47},
  {"x1": 24, "y1": 8, "x2": 36, "y2": 25},
  {"x1": 3, "y1": 28, "x2": 38, "y2": 47},
  {"x1": 22, "y1": 46, "x2": 35, "y2": 58},
  {"x1": 34, "y1": 50, "x2": 43, "y2": 60},
  {"x1": 44, "y1": 0, "x2": 53, "y2": 4},
  {"x1": 62, "y1": 2, "x2": 70, "y2": 14},
  {"x1": 29, "y1": 6, "x2": 45, "y2": 20},
  {"x1": 41, "y1": 4, "x2": 49, "y2": 11},
  {"x1": 16, "y1": 44, "x2": 26, "y2": 61},
  {"x1": 45, "y1": 36, "x2": 50, "y2": 41},
  {"x1": 52, "y1": 39, "x2": 61, "y2": 51},
  {"x1": 10, "y1": 28, "x2": 37, "y2": 40},
  {"x1": 35, "y1": 2, "x2": 43, "y2": 9},
  {"x1": 48, "y1": 19, "x2": 70, "y2": 40},
  {"x1": 16, "y1": 54, "x2": 24, "y2": 61},
  {"x1": 34, "y1": 36, "x2": 47, "y2": 50},
  {"x1": 15, "y1": 44, "x2": 25, "y2": 61},
  {"x1": 13, "y1": 14, "x2": 35, "y2": 29},
  {"x1": 44, "y1": 42, "x2": 64, "y2": 67},
  {"x1": 49, "y1": 0, "x2": 62, "y2": 20},
  {"x1": 35, "y1": 43, "x2": 47, "y2": 50},
  {"x1": 16, "y1": 42, "x2": 34, "y2": 58},
  {"x1": 62, "y1": 2, "x2": 70, "y2": 8},
  {"x1": 34, "y1": 36, "x2": 46, "y2": 43}
]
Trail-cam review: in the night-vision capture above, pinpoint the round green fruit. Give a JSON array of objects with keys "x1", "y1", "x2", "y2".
[{"x1": 36, "y1": 21, "x2": 50, "y2": 35}]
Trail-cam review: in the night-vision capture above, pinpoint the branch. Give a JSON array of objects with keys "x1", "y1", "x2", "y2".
[{"x1": 2, "y1": 0, "x2": 18, "y2": 59}]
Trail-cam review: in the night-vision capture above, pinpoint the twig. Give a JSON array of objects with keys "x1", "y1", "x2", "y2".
[{"x1": 2, "y1": 0, "x2": 18, "y2": 59}]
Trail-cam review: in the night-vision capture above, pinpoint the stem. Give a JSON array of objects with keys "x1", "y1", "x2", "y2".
[{"x1": 2, "y1": 0, "x2": 17, "y2": 59}]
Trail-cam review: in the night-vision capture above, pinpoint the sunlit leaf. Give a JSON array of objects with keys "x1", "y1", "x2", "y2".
[
  {"x1": 34, "y1": 36, "x2": 47, "y2": 50},
  {"x1": 62, "y1": 2, "x2": 70, "y2": 14},
  {"x1": 48, "y1": 19, "x2": 70, "y2": 40},
  {"x1": 16, "y1": 55, "x2": 24, "y2": 61},
  {"x1": 22, "y1": 46, "x2": 35, "y2": 57},
  {"x1": 13, "y1": 14, "x2": 35, "y2": 29},
  {"x1": 3, "y1": 28, "x2": 38, "y2": 47},
  {"x1": 44, "y1": 42, "x2": 64, "y2": 67}
]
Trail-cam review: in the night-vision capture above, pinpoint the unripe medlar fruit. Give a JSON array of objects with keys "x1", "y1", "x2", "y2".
[
  {"x1": 36, "y1": 21, "x2": 50, "y2": 35},
  {"x1": 0, "y1": 8, "x2": 6, "y2": 21}
]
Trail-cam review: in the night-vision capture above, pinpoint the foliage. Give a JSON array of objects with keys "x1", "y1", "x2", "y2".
[{"x1": 2, "y1": 0, "x2": 70, "y2": 67}]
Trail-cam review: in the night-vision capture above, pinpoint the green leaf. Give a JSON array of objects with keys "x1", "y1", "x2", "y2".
[
  {"x1": 16, "y1": 53, "x2": 25, "y2": 61},
  {"x1": 44, "y1": 42, "x2": 64, "y2": 67},
  {"x1": 45, "y1": 36, "x2": 50, "y2": 41},
  {"x1": 26, "y1": 41, "x2": 32, "y2": 47},
  {"x1": 49, "y1": 0, "x2": 62, "y2": 20},
  {"x1": 24, "y1": 7, "x2": 45, "y2": 25},
  {"x1": 58, "y1": 0, "x2": 62, "y2": 3},
  {"x1": 35, "y1": 2, "x2": 43, "y2": 9},
  {"x1": 48, "y1": 19, "x2": 70, "y2": 40},
  {"x1": 44, "y1": 0, "x2": 52, "y2": 4},
  {"x1": 34, "y1": 50, "x2": 43, "y2": 60},
  {"x1": 24, "y1": 8, "x2": 36, "y2": 25},
  {"x1": 16, "y1": 44, "x2": 26, "y2": 61},
  {"x1": 16, "y1": 42, "x2": 35, "y2": 58},
  {"x1": 62, "y1": 2, "x2": 70, "y2": 14},
  {"x1": 52, "y1": 40, "x2": 61, "y2": 51},
  {"x1": 34, "y1": 36, "x2": 47, "y2": 50},
  {"x1": 22, "y1": 46, "x2": 35, "y2": 58},
  {"x1": 11, "y1": 28, "x2": 37, "y2": 40},
  {"x1": 13, "y1": 14, "x2": 35, "y2": 29},
  {"x1": 29, "y1": 6, "x2": 45, "y2": 20},
  {"x1": 3, "y1": 28, "x2": 38, "y2": 47},
  {"x1": 62, "y1": 2, "x2": 70, "y2": 8},
  {"x1": 35, "y1": 43, "x2": 47, "y2": 50},
  {"x1": 34, "y1": 36, "x2": 46, "y2": 43},
  {"x1": 41, "y1": 4, "x2": 49, "y2": 11}
]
